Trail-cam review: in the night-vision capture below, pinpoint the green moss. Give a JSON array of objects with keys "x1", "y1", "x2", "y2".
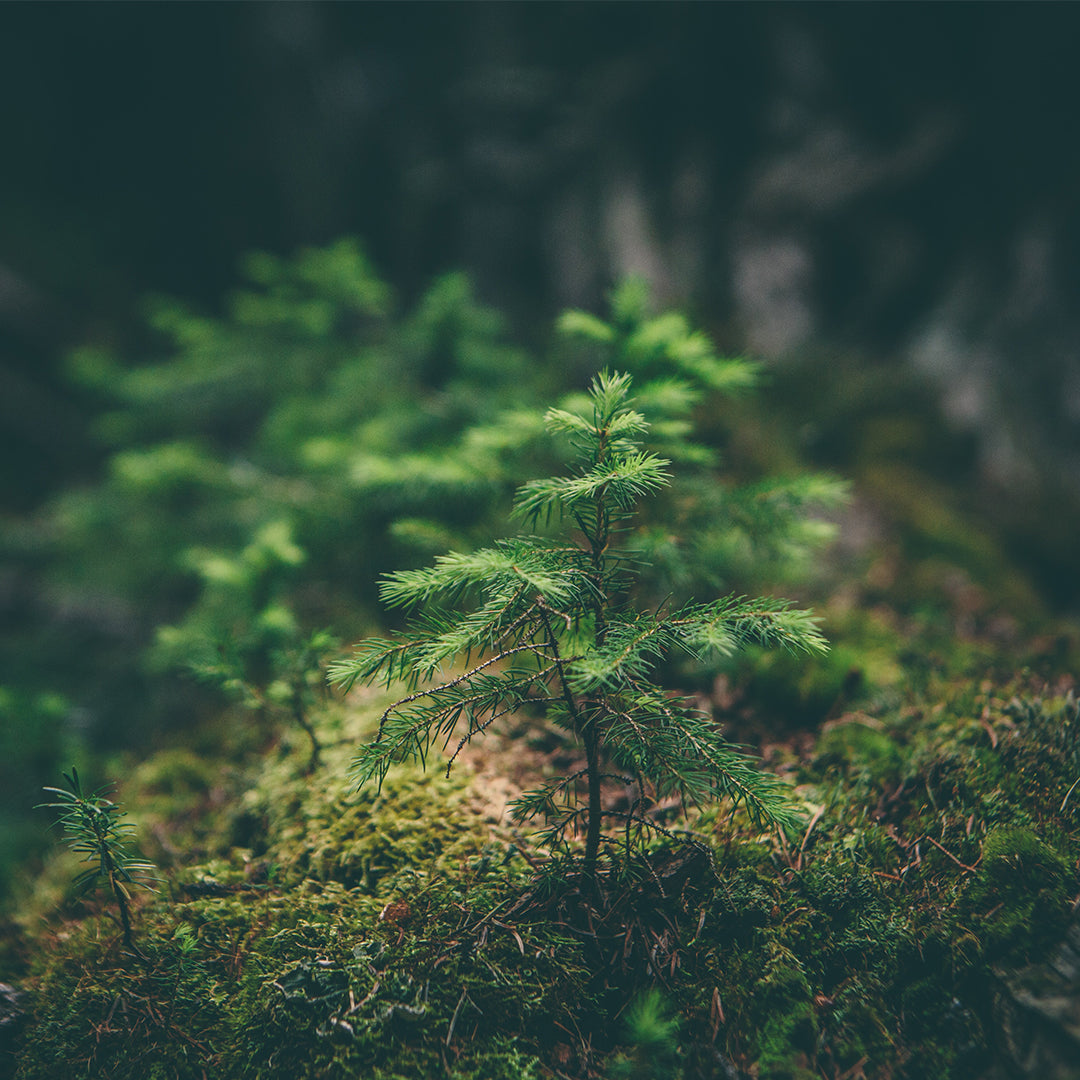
[
  {"x1": 813, "y1": 719, "x2": 904, "y2": 788},
  {"x1": 131, "y1": 749, "x2": 216, "y2": 800},
  {"x1": 752, "y1": 944, "x2": 817, "y2": 1079},
  {"x1": 10, "y1": 686, "x2": 585, "y2": 1079},
  {"x1": 966, "y1": 825, "x2": 1072, "y2": 961},
  {"x1": 10, "y1": 661, "x2": 1080, "y2": 1079}
]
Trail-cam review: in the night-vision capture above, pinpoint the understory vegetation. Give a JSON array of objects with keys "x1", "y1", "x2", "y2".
[{"x1": 2, "y1": 241, "x2": 1078, "y2": 1078}]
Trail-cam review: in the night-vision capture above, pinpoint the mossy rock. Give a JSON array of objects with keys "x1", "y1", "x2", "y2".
[
  {"x1": 751, "y1": 944, "x2": 818, "y2": 1079},
  {"x1": 990, "y1": 918, "x2": 1080, "y2": 1080},
  {"x1": 812, "y1": 718, "x2": 904, "y2": 788},
  {"x1": 968, "y1": 825, "x2": 1072, "y2": 961},
  {"x1": 11, "y1": 659, "x2": 1080, "y2": 1079},
  {"x1": 735, "y1": 644, "x2": 867, "y2": 728}
]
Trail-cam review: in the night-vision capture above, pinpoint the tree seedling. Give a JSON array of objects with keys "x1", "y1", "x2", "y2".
[
  {"x1": 39, "y1": 768, "x2": 158, "y2": 958},
  {"x1": 191, "y1": 628, "x2": 338, "y2": 774},
  {"x1": 331, "y1": 371, "x2": 825, "y2": 881}
]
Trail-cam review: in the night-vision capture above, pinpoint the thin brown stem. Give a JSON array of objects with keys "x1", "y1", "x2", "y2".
[
  {"x1": 291, "y1": 684, "x2": 321, "y2": 774},
  {"x1": 97, "y1": 834, "x2": 144, "y2": 959},
  {"x1": 536, "y1": 602, "x2": 604, "y2": 882}
]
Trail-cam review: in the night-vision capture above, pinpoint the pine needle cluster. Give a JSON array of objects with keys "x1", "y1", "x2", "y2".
[{"x1": 331, "y1": 371, "x2": 828, "y2": 877}]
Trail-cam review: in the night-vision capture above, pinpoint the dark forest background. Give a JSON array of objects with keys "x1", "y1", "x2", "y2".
[
  {"x1": 2, "y1": 2, "x2": 1079, "y2": 531},
  {"x1": 6, "y1": 10, "x2": 1080, "y2": 1074}
]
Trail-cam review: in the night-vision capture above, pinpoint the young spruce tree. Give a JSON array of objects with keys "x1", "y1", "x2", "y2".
[
  {"x1": 331, "y1": 371, "x2": 826, "y2": 879},
  {"x1": 38, "y1": 769, "x2": 157, "y2": 957}
]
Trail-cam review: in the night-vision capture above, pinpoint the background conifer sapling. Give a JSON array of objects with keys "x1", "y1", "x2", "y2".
[
  {"x1": 331, "y1": 372, "x2": 826, "y2": 880},
  {"x1": 188, "y1": 627, "x2": 338, "y2": 775}
]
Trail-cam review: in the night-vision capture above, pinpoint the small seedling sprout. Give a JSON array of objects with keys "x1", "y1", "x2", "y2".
[{"x1": 38, "y1": 768, "x2": 158, "y2": 957}]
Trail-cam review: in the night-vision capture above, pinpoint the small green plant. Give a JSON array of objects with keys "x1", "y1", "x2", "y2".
[
  {"x1": 263, "y1": 629, "x2": 340, "y2": 774},
  {"x1": 153, "y1": 519, "x2": 337, "y2": 772},
  {"x1": 38, "y1": 768, "x2": 158, "y2": 956},
  {"x1": 331, "y1": 371, "x2": 825, "y2": 879},
  {"x1": 609, "y1": 989, "x2": 682, "y2": 1079},
  {"x1": 186, "y1": 626, "x2": 338, "y2": 775}
]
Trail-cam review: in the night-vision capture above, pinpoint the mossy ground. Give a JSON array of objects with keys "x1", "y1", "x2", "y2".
[
  {"x1": 4, "y1": 452, "x2": 1080, "y2": 1078},
  {"x1": 5, "y1": 646, "x2": 1078, "y2": 1079}
]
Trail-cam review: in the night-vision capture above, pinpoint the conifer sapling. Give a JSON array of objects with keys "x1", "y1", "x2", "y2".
[
  {"x1": 38, "y1": 769, "x2": 157, "y2": 957},
  {"x1": 331, "y1": 371, "x2": 826, "y2": 878}
]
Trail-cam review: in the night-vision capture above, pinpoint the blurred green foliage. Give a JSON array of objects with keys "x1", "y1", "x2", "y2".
[{"x1": 5, "y1": 239, "x2": 845, "y2": 901}]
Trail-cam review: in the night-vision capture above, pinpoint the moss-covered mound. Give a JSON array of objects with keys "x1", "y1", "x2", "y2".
[{"x1": 3, "y1": 649, "x2": 1079, "y2": 1079}]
